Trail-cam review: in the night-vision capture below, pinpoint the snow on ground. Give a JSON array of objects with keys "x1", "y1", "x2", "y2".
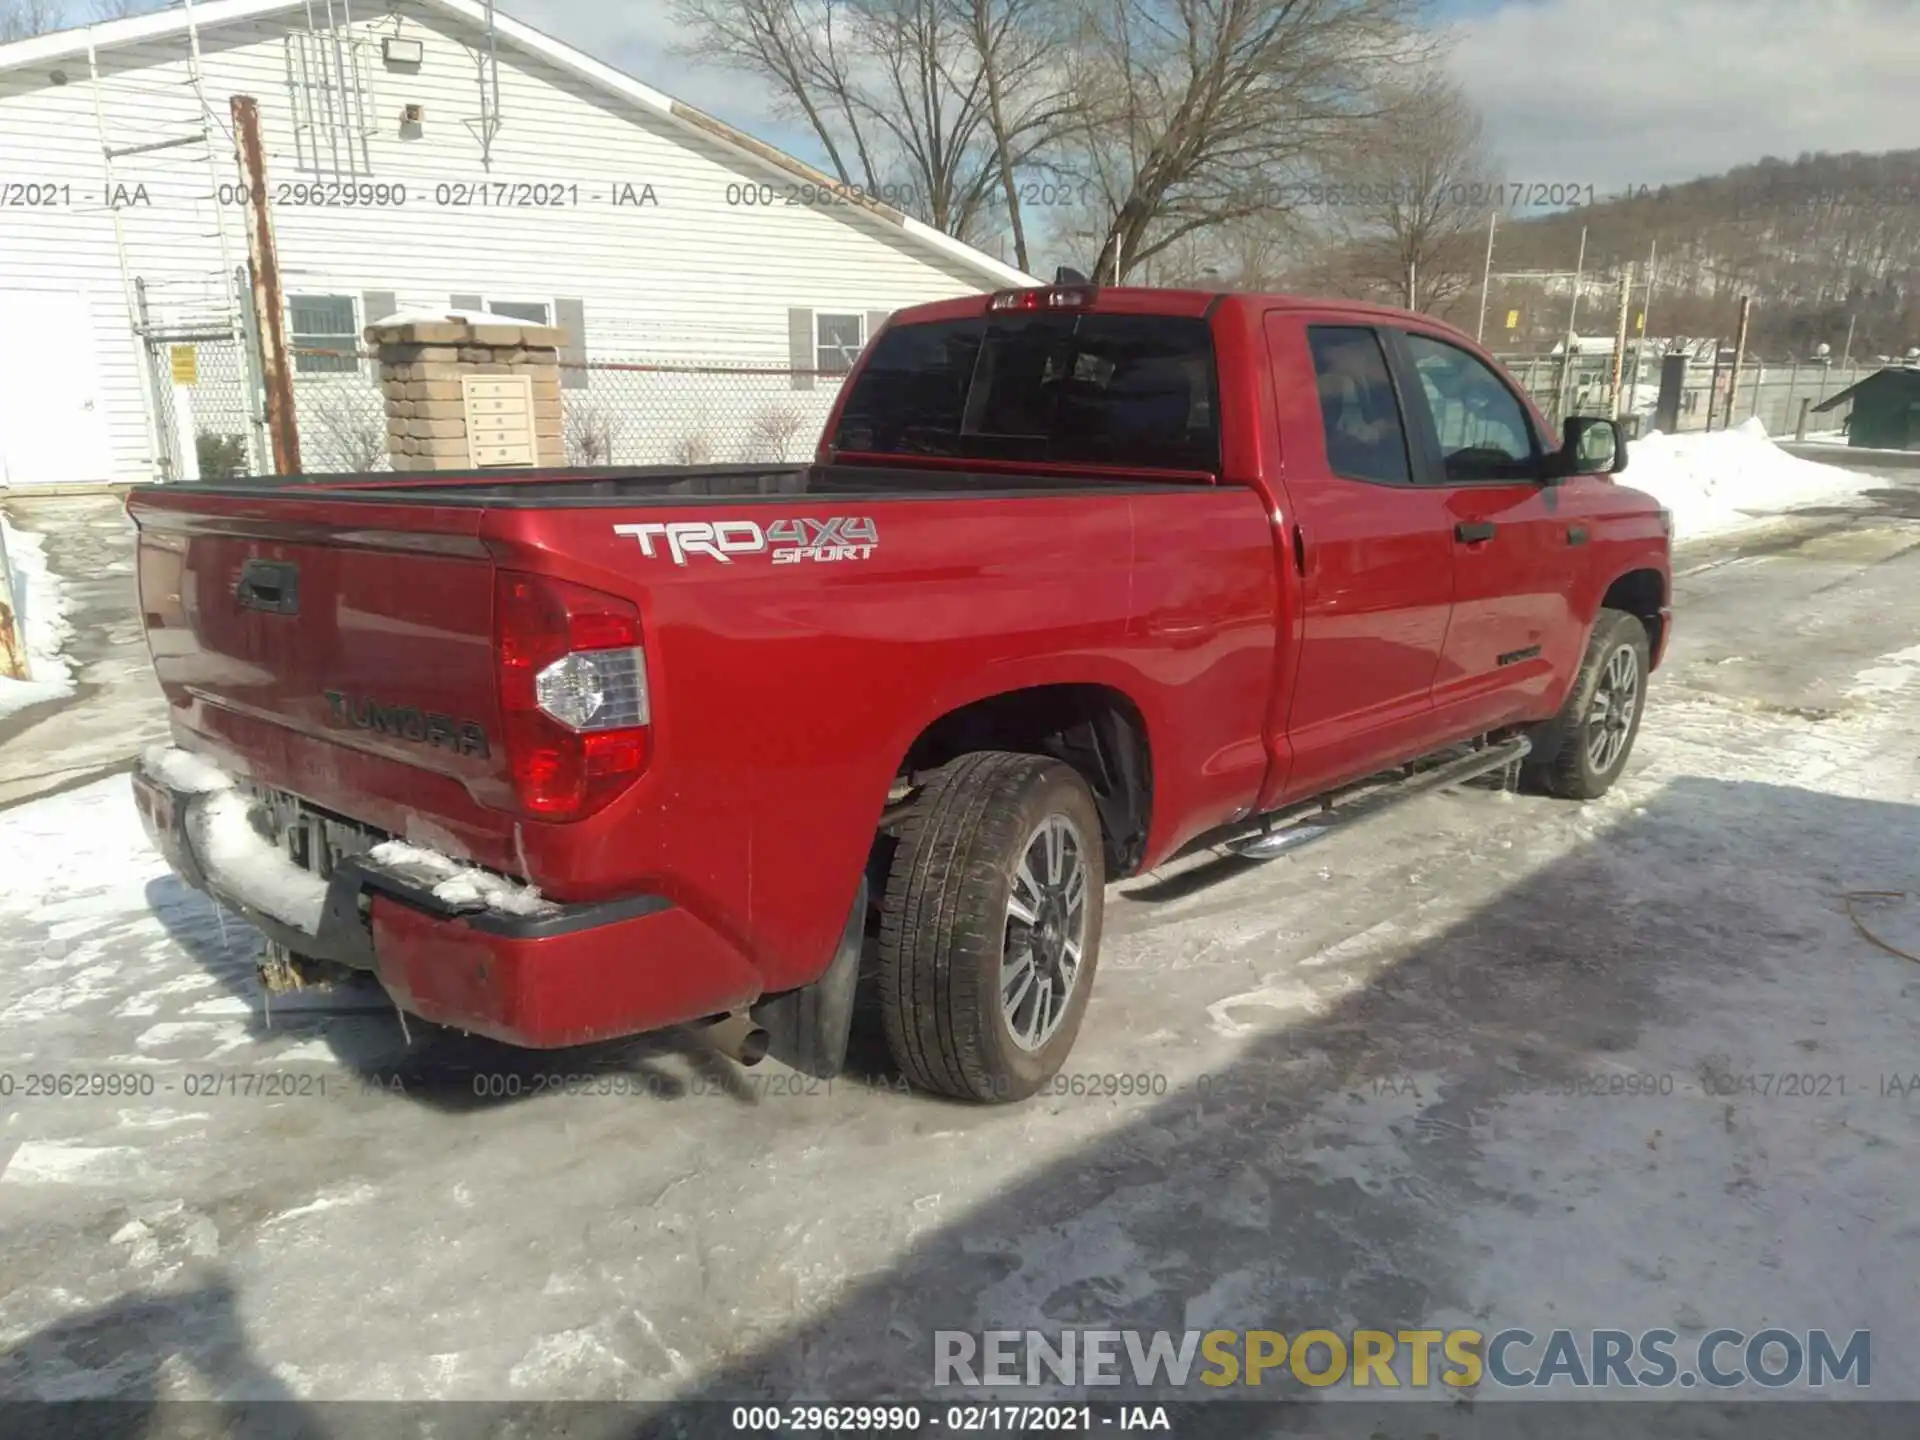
[
  {"x1": 0, "y1": 513, "x2": 76, "y2": 718},
  {"x1": 1624, "y1": 417, "x2": 1875, "y2": 539}
]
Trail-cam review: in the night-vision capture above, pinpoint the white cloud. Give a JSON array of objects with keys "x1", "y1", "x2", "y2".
[{"x1": 1448, "y1": 0, "x2": 1920, "y2": 190}]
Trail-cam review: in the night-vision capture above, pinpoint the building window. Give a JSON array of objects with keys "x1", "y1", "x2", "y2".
[
  {"x1": 289, "y1": 294, "x2": 358, "y2": 374},
  {"x1": 487, "y1": 299, "x2": 551, "y2": 324},
  {"x1": 816, "y1": 312, "x2": 866, "y2": 374}
]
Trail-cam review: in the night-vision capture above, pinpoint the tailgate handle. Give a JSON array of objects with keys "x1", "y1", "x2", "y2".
[{"x1": 236, "y1": 559, "x2": 300, "y2": 615}]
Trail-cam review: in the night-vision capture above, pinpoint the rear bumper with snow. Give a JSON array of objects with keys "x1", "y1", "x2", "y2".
[{"x1": 131, "y1": 771, "x2": 763, "y2": 1047}]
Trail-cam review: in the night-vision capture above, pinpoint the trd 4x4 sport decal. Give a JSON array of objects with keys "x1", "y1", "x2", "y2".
[{"x1": 614, "y1": 517, "x2": 879, "y2": 567}]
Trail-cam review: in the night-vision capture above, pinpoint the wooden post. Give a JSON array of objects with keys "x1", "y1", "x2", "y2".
[
  {"x1": 1475, "y1": 211, "x2": 1496, "y2": 343},
  {"x1": 1609, "y1": 268, "x2": 1633, "y2": 419},
  {"x1": 1723, "y1": 296, "x2": 1752, "y2": 431},
  {"x1": 0, "y1": 523, "x2": 26, "y2": 681},
  {"x1": 231, "y1": 96, "x2": 300, "y2": 475}
]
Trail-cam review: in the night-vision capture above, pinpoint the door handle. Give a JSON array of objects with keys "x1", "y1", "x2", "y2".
[
  {"x1": 1455, "y1": 521, "x2": 1497, "y2": 544},
  {"x1": 235, "y1": 558, "x2": 300, "y2": 614}
]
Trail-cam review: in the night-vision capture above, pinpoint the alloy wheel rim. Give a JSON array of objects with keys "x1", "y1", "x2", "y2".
[
  {"x1": 1000, "y1": 813, "x2": 1089, "y2": 1053},
  {"x1": 1586, "y1": 644, "x2": 1641, "y2": 774}
]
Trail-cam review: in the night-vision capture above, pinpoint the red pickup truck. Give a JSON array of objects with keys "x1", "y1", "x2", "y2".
[{"x1": 128, "y1": 283, "x2": 1670, "y2": 1102}]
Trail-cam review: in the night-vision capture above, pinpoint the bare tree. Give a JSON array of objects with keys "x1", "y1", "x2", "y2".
[
  {"x1": 90, "y1": 0, "x2": 153, "y2": 19},
  {"x1": 1060, "y1": 0, "x2": 1430, "y2": 282},
  {"x1": 0, "y1": 0, "x2": 65, "y2": 41},
  {"x1": 1319, "y1": 73, "x2": 1497, "y2": 315},
  {"x1": 672, "y1": 0, "x2": 1072, "y2": 263},
  {"x1": 564, "y1": 402, "x2": 628, "y2": 466}
]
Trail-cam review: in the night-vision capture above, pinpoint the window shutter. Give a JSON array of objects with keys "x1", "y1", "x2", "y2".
[
  {"x1": 555, "y1": 297, "x2": 587, "y2": 391},
  {"x1": 450, "y1": 293, "x2": 483, "y2": 314},
  {"x1": 865, "y1": 310, "x2": 890, "y2": 353},
  {"x1": 788, "y1": 307, "x2": 814, "y2": 391}
]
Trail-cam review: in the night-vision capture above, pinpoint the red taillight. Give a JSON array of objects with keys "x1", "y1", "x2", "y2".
[{"x1": 494, "y1": 571, "x2": 651, "y2": 821}]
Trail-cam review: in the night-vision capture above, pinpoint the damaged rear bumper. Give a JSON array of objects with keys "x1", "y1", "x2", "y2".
[{"x1": 131, "y1": 769, "x2": 762, "y2": 1048}]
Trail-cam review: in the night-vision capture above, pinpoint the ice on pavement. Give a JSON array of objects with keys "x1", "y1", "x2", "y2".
[
  {"x1": 1625, "y1": 417, "x2": 1875, "y2": 539},
  {"x1": 367, "y1": 840, "x2": 554, "y2": 917},
  {"x1": 0, "y1": 513, "x2": 76, "y2": 718}
]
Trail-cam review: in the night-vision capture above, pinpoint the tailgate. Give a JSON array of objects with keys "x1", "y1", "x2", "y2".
[{"x1": 129, "y1": 489, "x2": 514, "y2": 821}]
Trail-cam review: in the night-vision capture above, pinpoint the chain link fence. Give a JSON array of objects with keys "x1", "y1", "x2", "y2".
[
  {"x1": 155, "y1": 335, "x2": 1883, "y2": 482},
  {"x1": 1493, "y1": 351, "x2": 1876, "y2": 440},
  {"x1": 213, "y1": 352, "x2": 848, "y2": 476},
  {"x1": 143, "y1": 331, "x2": 261, "y2": 482},
  {"x1": 556, "y1": 360, "x2": 845, "y2": 466}
]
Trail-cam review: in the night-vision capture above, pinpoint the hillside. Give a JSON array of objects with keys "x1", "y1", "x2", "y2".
[{"x1": 1474, "y1": 150, "x2": 1920, "y2": 358}]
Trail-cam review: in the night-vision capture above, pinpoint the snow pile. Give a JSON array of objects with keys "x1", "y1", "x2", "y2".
[
  {"x1": 1623, "y1": 417, "x2": 1875, "y2": 540},
  {"x1": 141, "y1": 744, "x2": 234, "y2": 795},
  {"x1": 368, "y1": 840, "x2": 555, "y2": 917},
  {"x1": 140, "y1": 745, "x2": 326, "y2": 932},
  {"x1": 0, "y1": 513, "x2": 76, "y2": 719},
  {"x1": 188, "y1": 789, "x2": 329, "y2": 933}
]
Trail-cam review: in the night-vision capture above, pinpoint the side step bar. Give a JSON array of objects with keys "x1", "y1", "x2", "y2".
[{"x1": 1225, "y1": 736, "x2": 1532, "y2": 861}]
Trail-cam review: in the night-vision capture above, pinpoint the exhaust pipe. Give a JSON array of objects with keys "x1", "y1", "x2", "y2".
[{"x1": 700, "y1": 1011, "x2": 770, "y2": 1067}]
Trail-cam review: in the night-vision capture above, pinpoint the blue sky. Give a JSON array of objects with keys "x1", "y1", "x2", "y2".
[{"x1": 506, "y1": 0, "x2": 1920, "y2": 199}]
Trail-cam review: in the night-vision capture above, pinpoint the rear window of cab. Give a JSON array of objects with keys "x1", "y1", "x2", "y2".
[{"x1": 831, "y1": 312, "x2": 1221, "y2": 473}]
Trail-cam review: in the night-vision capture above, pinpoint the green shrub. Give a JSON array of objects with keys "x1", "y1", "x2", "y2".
[{"x1": 195, "y1": 433, "x2": 250, "y2": 481}]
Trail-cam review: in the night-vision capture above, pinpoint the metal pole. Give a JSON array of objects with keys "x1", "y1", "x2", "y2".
[
  {"x1": 1783, "y1": 360, "x2": 1799, "y2": 438},
  {"x1": 1705, "y1": 347, "x2": 1723, "y2": 434},
  {"x1": 231, "y1": 95, "x2": 301, "y2": 474},
  {"x1": 1609, "y1": 268, "x2": 1633, "y2": 419},
  {"x1": 1475, "y1": 210, "x2": 1496, "y2": 343},
  {"x1": 1723, "y1": 296, "x2": 1752, "y2": 432},
  {"x1": 1840, "y1": 313, "x2": 1856, "y2": 370},
  {"x1": 1558, "y1": 227, "x2": 1587, "y2": 423}
]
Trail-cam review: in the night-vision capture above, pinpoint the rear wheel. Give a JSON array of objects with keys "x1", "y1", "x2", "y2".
[
  {"x1": 877, "y1": 751, "x2": 1105, "y2": 1102},
  {"x1": 1524, "y1": 608, "x2": 1651, "y2": 800}
]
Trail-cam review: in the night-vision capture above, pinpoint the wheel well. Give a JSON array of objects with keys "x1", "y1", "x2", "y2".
[
  {"x1": 896, "y1": 685, "x2": 1154, "y2": 877},
  {"x1": 1601, "y1": 568, "x2": 1666, "y2": 656}
]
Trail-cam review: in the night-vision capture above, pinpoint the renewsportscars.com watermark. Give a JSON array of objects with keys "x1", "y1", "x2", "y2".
[{"x1": 934, "y1": 1328, "x2": 1872, "y2": 1392}]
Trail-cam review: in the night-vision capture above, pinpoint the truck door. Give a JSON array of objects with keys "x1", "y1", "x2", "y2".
[
  {"x1": 1259, "y1": 314, "x2": 1458, "y2": 807},
  {"x1": 1384, "y1": 329, "x2": 1576, "y2": 733}
]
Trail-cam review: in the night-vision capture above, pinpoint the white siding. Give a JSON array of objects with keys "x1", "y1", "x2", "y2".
[{"x1": 0, "y1": 1, "x2": 1003, "y2": 483}]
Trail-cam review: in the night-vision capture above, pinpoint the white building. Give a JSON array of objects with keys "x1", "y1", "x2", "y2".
[{"x1": 0, "y1": 0, "x2": 1031, "y2": 487}]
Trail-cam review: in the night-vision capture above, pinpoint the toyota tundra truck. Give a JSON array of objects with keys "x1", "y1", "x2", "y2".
[{"x1": 127, "y1": 283, "x2": 1671, "y2": 1102}]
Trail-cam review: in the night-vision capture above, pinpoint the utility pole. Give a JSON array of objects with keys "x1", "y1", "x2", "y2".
[
  {"x1": 231, "y1": 95, "x2": 300, "y2": 475},
  {"x1": 1626, "y1": 239, "x2": 1656, "y2": 406},
  {"x1": 1609, "y1": 268, "x2": 1634, "y2": 419},
  {"x1": 1475, "y1": 211, "x2": 1497, "y2": 343},
  {"x1": 1723, "y1": 296, "x2": 1752, "y2": 432}
]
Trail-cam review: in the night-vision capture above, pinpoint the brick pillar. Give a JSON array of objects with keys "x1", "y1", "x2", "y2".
[{"x1": 365, "y1": 315, "x2": 566, "y2": 471}]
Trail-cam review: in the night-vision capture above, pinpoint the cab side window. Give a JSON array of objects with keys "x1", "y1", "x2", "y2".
[
  {"x1": 1401, "y1": 334, "x2": 1537, "y2": 483},
  {"x1": 1306, "y1": 326, "x2": 1411, "y2": 485}
]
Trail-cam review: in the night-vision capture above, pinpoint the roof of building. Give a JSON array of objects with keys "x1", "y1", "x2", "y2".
[
  {"x1": 1811, "y1": 365, "x2": 1920, "y2": 413},
  {"x1": 0, "y1": 0, "x2": 1035, "y2": 291}
]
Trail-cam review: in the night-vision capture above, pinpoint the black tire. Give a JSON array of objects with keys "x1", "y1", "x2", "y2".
[
  {"x1": 876, "y1": 751, "x2": 1105, "y2": 1102},
  {"x1": 1524, "y1": 608, "x2": 1651, "y2": 800}
]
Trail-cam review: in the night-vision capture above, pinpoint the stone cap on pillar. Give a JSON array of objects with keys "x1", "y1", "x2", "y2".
[{"x1": 364, "y1": 311, "x2": 569, "y2": 350}]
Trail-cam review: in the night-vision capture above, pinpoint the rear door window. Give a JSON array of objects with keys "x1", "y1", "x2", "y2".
[
  {"x1": 1306, "y1": 326, "x2": 1413, "y2": 485},
  {"x1": 832, "y1": 312, "x2": 1220, "y2": 472}
]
